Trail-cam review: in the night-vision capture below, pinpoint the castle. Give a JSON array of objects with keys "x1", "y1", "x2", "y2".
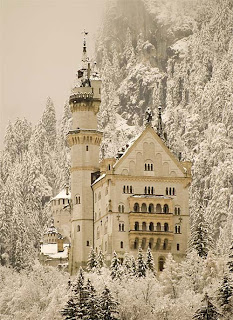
[{"x1": 45, "y1": 35, "x2": 192, "y2": 274}]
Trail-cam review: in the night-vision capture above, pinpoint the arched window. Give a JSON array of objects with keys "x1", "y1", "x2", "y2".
[
  {"x1": 120, "y1": 241, "x2": 123, "y2": 249},
  {"x1": 175, "y1": 225, "x2": 181, "y2": 234},
  {"x1": 151, "y1": 164, "x2": 153, "y2": 171},
  {"x1": 134, "y1": 222, "x2": 139, "y2": 231},
  {"x1": 77, "y1": 225, "x2": 80, "y2": 232},
  {"x1": 156, "y1": 204, "x2": 162, "y2": 213},
  {"x1": 151, "y1": 187, "x2": 154, "y2": 194},
  {"x1": 163, "y1": 204, "x2": 169, "y2": 213},
  {"x1": 145, "y1": 186, "x2": 147, "y2": 194},
  {"x1": 122, "y1": 224, "x2": 125, "y2": 231},
  {"x1": 145, "y1": 164, "x2": 147, "y2": 171},
  {"x1": 142, "y1": 238, "x2": 146, "y2": 249},
  {"x1": 149, "y1": 222, "x2": 154, "y2": 231},
  {"x1": 123, "y1": 186, "x2": 126, "y2": 193},
  {"x1": 175, "y1": 207, "x2": 177, "y2": 215},
  {"x1": 157, "y1": 222, "x2": 161, "y2": 231},
  {"x1": 177, "y1": 243, "x2": 180, "y2": 251},
  {"x1": 163, "y1": 239, "x2": 168, "y2": 250},
  {"x1": 148, "y1": 204, "x2": 154, "y2": 213},
  {"x1": 148, "y1": 187, "x2": 151, "y2": 194},
  {"x1": 127, "y1": 186, "x2": 129, "y2": 193},
  {"x1": 87, "y1": 241, "x2": 90, "y2": 246},
  {"x1": 118, "y1": 205, "x2": 121, "y2": 213},
  {"x1": 178, "y1": 207, "x2": 181, "y2": 215},
  {"x1": 141, "y1": 203, "x2": 147, "y2": 212},
  {"x1": 173, "y1": 188, "x2": 175, "y2": 195},
  {"x1": 78, "y1": 196, "x2": 81, "y2": 204},
  {"x1": 134, "y1": 238, "x2": 139, "y2": 249},
  {"x1": 75, "y1": 196, "x2": 78, "y2": 204},
  {"x1": 147, "y1": 164, "x2": 150, "y2": 171},
  {"x1": 164, "y1": 223, "x2": 169, "y2": 232},
  {"x1": 158, "y1": 257, "x2": 165, "y2": 271},
  {"x1": 134, "y1": 203, "x2": 140, "y2": 212},
  {"x1": 86, "y1": 145, "x2": 88, "y2": 151},
  {"x1": 130, "y1": 186, "x2": 133, "y2": 193},
  {"x1": 108, "y1": 164, "x2": 111, "y2": 170},
  {"x1": 166, "y1": 187, "x2": 168, "y2": 195},
  {"x1": 142, "y1": 222, "x2": 147, "y2": 231},
  {"x1": 119, "y1": 224, "x2": 122, "y2": 232},
  {"x1": 169, "y1": 187, "x2": 172, "y2": 195},
  {"x1": 63, "y1": 199, "x2": 65, "y2": 205}
]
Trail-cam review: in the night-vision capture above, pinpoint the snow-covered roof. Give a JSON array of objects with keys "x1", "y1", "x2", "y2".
[
  {"x1": 131, "y1": 195, "x2": 172, "y2": 199},
  {"x1": 46, "y1": 225, "x2": 58, "y2": 234},
  {"x1": 40, "y1": 244, "x2": 69, "y2": 259},
  {"x1": 92, "y1": 173, "x2": 106, "y2": 186},
  {"x1": 51, "y1": 189, "x2": 71, "y2": 201}
]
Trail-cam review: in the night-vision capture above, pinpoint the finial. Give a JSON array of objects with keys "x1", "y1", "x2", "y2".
[
  {"x1": 157, "y1": 105, "x2": 163, "y2": 137},
  {"x1": 82, "y1": 30, "x2": 88, "y2": 51},
  {"x1": 145, "y1": 107, "x2": 153, "y2": 126}
]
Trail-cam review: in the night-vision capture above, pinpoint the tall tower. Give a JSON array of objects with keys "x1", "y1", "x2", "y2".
[{"x1": 68, "y1": 32, "x2": 102, "y2": 274}]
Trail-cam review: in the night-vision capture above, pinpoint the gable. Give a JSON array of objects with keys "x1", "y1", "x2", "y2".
[{"x1": 114, "y1": 127, "x2": 185, "y2": 178}]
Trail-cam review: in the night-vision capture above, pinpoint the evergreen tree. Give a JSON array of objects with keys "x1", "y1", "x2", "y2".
[
  {"x1": 192, "y1": 293, "x2": 222, "y2": 320},
  {"x1": 110, "y1": 251, "x2": 122, "y2": 280},
  {"x1": 227, "y1": 241, "x2": 233, "y2": 273},
  {"x1": 190, "y1": 207, "x2": 213, "y2": 258},
  {"x1": 87, "y1": 248, "x2": 98, "y2": 272},
  {"x1": 136, "y1": 247, "x2": 146, "y2": 278},
  {"x1": 99, "y1": 286, "x2": 119, "y2": 320},
  {"x1": 41, "y1": 97, "x2": 57, "y2": 150},
  {"x1": 217, "y1": 273, "x2": 233, "y2": 317},
  {"x1": 146, "y1": 247, "x2": 156, "y2": 275},
  {"x1": 61, "y1": 296, "x2": 77, "y2": 320},
  {"x1": 122, "y1": 253, "x2": 132, "y2": 275},
  {"x1": 83, "y1": 279, "x2": 100, "y2": 320},
  {"x1": 97, "y1": 249, "x2": 105, "y2": 270}
]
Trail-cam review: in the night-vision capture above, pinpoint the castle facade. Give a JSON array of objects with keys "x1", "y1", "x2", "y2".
[{"x1": 64, "y1": 38, "x2": 191, "y2": 275}]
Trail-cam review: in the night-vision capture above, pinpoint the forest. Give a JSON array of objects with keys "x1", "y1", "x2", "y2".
[{"x1": 0, "y1": 0, "x2": 232, "y2": 319}]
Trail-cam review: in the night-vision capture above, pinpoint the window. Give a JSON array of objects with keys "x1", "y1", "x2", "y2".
[
  {"x1": 144, "y1": 162, "x2": 154, "y2": 171},
  {"x1": 175, "y1": 225, "x2": 181, "y2": 234},
  {"x1": 166, "y1": 187, "x2": 176, "y2": 196},
  {"x1": 145, "y1": 186, "x2": 154, "y2": 195},
  {"x1": 119, "y1": 224, "x2": 121, "y2": 232},
  {"x1": 164, "y1": 223, "x2": 169, "y2": 232},
  {"x1": 148, "y1": 204, "x2": 154, "y2": 213},
  {"x1": 118, "y1": 204, "x2": 124, "y2": 213},
  {"x1": 99, "y1": 88, "x2": 101, "y2": 94},
  {"x1": 86, "y1": 145, "x2": 88, "y2": 151},
  {"x1": 123, "y1": 185, "x2": 133, "y2": 194},
  {"x1": 87, "y1": 241, "x2": 90, "y2": 246},
  {"x1": 122, "y1": 224, "x2": 125, "y2": 231},
  {"x1": 177, "y1": 243, "x2": 180, "y2": 251},
  {"x1": 120, "y1": 241, "x2": 123, "y2": 249},
  {"x1": 75, "y1": 196, "x2": 81, "y2": 204},
  {"x1": 163, "y1": 204, "x2": 169, "y2": 213},
  {"x1": 134, "y1": 239, "x2": 139, "y2": 249},
  {"x1": 63, "y1": 199, "x2": 65, "y2": 204},
  {"x1": 130, "y1": 186, "x2": 133, "y2": 193},
  {"x1": 157, "y1": 222, "x2": 161, "y2": 231},
  {"x1": 156, "y1": 204, "x2": 162, "y2": 213},
  {"x1": 142, "y1": 222, "x2": 147, "y2": 231},
  {"x1": 166, "y1": 187, "x2": 168, "y2": 195},
  {"x1": 159, "y1": 257, "x2": 165, "y2": 271},
  {"x1": 134, "y1": 203, "x2": 140, "y2": 212},
  {"x1": 108, "y1": 164, "x2": 111, "y2": 170},
  {"x1": 145, "y1": 186, "x2": 147, "y2": 194},
  {"x1": 163, "y1": 239, "x2": 168, "y2": 250},
  {"x1": 141, "y1": 203, "x2": 147, "y2": 212},
  {"x1": 134, "y1": 222, "x2": 139, "y2": 231},
  {"x1": 149, "y1": 222, "x2": 154, "y2": 231},
  {"x1": 123, "y1": 186, "x2": 126, "y2": 193},
  {"x1": 127, "y1": 186, "x2": 129, "y2": 193},
  {"x1": 77, "y1": 225, "x2": 80, "y2": 232}
]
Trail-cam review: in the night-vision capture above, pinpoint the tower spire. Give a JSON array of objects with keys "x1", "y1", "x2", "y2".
[
  {"x1": 157, "y1": 106, "x2": 163, "y2": 137},
  {"x1": 81, "y1": 30, "x2": 89, "y2": 70}
]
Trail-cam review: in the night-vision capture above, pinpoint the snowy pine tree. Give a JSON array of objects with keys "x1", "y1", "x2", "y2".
[
  {"x1": 87, "y1": 248, "x2": 98, "y2": 272},
  {"x1": 110, "y1": 251, "x2": 122, "y2": 280},
  {"x1": 217, "y1": 273, "x2": 233, "y2": 317},
  {"x1": 192, "y1": 293, "x2": 222, "y2": 320},
  {"x1": 99, "y1": 286, "x2": 119, "y2": 320},
  {"x1": 136, "y1": 247, "x2": 146, "y2": 278},
  {"x1": 145, "y1": 247, "x2": 156, "y2": 275}
]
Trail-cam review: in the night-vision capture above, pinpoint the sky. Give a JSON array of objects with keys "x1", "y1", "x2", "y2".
[{"x1": 1, "y1": 0, "x2": 105, "y2": 149}]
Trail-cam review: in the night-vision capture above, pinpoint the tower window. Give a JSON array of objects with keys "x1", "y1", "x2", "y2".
[
  {"x1": 108, "y1": 164, "x2": 111, "y2": 170},
  {"x1": 99, "y1": 88, "x2": 101, "y2": 94},
  {"x1": 87, "y1": 241, "x2": 90, "y2": 246},
  {"x1": 177, "y1": 244, "x2": 180, "y2": 251},
  {"x1": 120, "y1": 241, "x2": 123, "y2": 249},
  {"x1": 77, "y1": 225, "x2": 80, "y2": 232},
  {"x1": 86, "y1": 146, "x2": 88, "y2": 151}
]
